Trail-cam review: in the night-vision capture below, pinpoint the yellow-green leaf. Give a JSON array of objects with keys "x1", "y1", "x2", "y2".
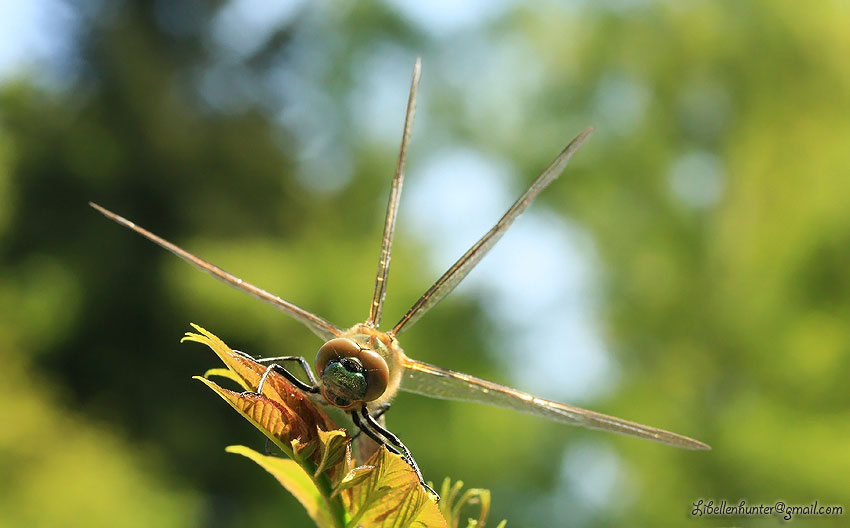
[
  {"x1": 182, "y1": 325, "x2": 263, "y2": 390},
  {"x1": 227, "y1": 445, "x2": 337, "y2": 528},
  {"x1": 186, "y1": 325, "x2": 474, "y2": 528},
  {"x1": 292, "y1": 437, "x2": 319, "y2": 465},
  {"x1": 335, "y1": 465, "x2": 376, "y2": 493},
  {"x1": 438, "y1": 478, "x2": 504, "y2": 528},
  {"x1": 203, "y1": 367, "x2": 251, "y2": 391},
  {"x1": 186, "y1": 324, "x2": 336, "y2": 458},
  {"x1": 315, "y1": 428, "x2": 350, "y2": 477},
  {"x1": 194, "y1": 376, "x2": 301, "y2": 458},
  {"x1": 345, "y1": 447, "x2": 445, "y2": 528},
  {"x1": 451, "y1": 488, "x2": 489, "y2": 528}
]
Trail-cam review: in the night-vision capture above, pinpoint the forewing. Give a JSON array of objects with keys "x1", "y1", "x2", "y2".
[
  {"x1": 390, "y1": 127, "x2": 594, "y2": 336},
  {"x1": 400, "y1": 359, "x2": 709, "y2": 450},
  {"x1": 90, "y1": 203, "x2": 342, "y2": 341},
  {"x1": 367, "y1": 58, "x2": 421, "y2": 328}
]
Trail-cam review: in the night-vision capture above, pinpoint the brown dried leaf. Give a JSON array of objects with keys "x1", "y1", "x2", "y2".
[
  {"x1": 184, "y1": 324, "x2": 336, "y2": 453},
  {"x1": 194, "y1": 376, "x2": 301, "y2": 455}
]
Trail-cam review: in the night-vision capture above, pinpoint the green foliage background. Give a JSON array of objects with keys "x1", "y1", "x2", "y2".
[{"x1": 1, "y1": 1, "x2": 847, "y2": 526}]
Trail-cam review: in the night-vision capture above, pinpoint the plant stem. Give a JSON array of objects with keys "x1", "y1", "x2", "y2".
[{"x1": 315, "y1": 472, "x2": 348, "y2": 528}]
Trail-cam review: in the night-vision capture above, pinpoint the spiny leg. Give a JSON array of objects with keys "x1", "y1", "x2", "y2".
[
  {"x1": 360, "y1": 406, "x2": 439, "y2": 500},
  {"x1": 253, "y1": 361, "x2": 319, "y2": 455},
  {"x1": 264, "y1": 437, "x2": 277, "y2": 456},
  {"x1": 242, "y1": 352, "x2": 320, "y2": 387},
  {"x1": 350, "y1": 410, "x2": 403, "y2": 457},
  {"x1": 235, "y1": 353, "x2": 320, "y2": 395},
  {"x1": 351, "y1": 410, "x2": 439, "y2": 499},
  {"x1": 231, "y1": 352, "x2": 320, "y2": 454},
  {"x1": 360, "y1": 406, "x2": 420, "y2": 474},
  {"x1": 351, "y1": 402, "x2": 391, "y2": 440}
]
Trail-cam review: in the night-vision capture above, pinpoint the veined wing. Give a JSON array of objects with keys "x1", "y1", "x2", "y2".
[
  {"x1": 90, "y1": 203, "x2": 342, "y2": 341},
  {"x1": 400, "y1": 358, "x2": 710, "y2": 450},
  {"x1": 390, "y1": 127, "x2": 594, "y2": 336},
  {"x1": 367, "y1": 58, "x2": 421, "y2": 328}
]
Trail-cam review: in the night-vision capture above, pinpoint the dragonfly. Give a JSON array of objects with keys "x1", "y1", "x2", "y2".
[{"x1": 91, "y1": 58, "x2": 709, "y2": 500}]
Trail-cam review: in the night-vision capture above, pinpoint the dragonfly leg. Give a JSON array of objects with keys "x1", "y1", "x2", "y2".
[
  {"x1": 264, "y1": 437, "x2": 277, "y2": 456},
  {"x1": 352, "y1": 410, "x2": 439, "y2": 498},
  {"x1": 350, "y1": 410, "x2": 403, "y2": 457},
  {"x1": 231, "y1": 349, "x2": 255, "y2": 361},
  {"x1": 360, "y1": 406, "x2": 439, "y2": 502},
  {"x1": 231, "y1": 350, "x2": 319, "y2": 454},
  {"x1": 234, "y1": 350, "x2": 321, "y2": 388},
  {"x1": 371, "y1": 402, "x2": 392, "y2": 420},
  {"x1": 351, "y1": 402, "x2": 391, "y2": 440},
  {"x1": 253, "y1": 360, "x2": 320, "y2": 396}
]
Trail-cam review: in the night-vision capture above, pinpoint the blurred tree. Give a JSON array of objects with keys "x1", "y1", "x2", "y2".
[{"x1": 1, "y1": 0, "x2": 848, "y2": 527}]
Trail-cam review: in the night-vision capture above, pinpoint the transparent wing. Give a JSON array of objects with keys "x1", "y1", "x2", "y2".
[
  {"x1": 90, "y1": 202, "x2": 342, "y2": 341},
  {"x1": 390, "y1": 127, "x2": 594, "y2": 336},
  {"x1": 400, "y1": 358, "x2": 710, "y2": 450},
  {"x1": 367, "y1": 58, "x2": 421, "y2": 328}
]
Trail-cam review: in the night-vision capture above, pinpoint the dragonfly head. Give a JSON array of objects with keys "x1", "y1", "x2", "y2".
[{"x1": 315, "y1": 337, "x2": 389, "y2": 410}]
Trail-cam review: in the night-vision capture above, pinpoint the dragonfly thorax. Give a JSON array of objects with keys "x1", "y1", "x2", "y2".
[{"x1": 315, "y1": 337, "x2": 390, "y2": 409}]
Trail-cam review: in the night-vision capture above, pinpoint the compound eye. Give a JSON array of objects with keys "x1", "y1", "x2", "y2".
[
  {"x1": 315, "y1": 338, "x2": 390, "y2": 406},
  {"x1": 359, "y1": 348, "x2": 389, "y2": 402},
  {"x1": 316, "y1": 338, "x2": 360, "y2": 374}
]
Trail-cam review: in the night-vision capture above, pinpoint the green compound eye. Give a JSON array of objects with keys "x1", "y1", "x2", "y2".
[
  {"x1": 320, "y1": 357, "x2": 368, "y2": 407},
  {"x1": 315, "y1": 337, "x2": 390, "y2": 409}
]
